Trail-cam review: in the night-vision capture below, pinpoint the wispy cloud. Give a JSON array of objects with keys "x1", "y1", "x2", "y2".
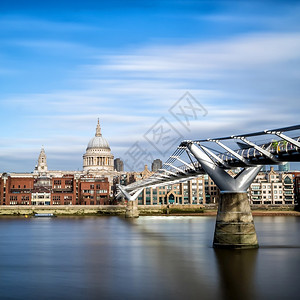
[{"x1": 1, "y1": 28, "x2": 300, "y2": 171}]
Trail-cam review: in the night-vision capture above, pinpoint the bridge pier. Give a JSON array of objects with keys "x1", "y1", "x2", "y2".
[
  {"x1": 125, "y1": 200, "x2": 139, "y2": 218},
  {"x1": 118, "y1": 185, "x2": 143, "y2": 218},
  {"x1": 214, "y1": 192, "x2": 258, "y2": 249},
  {"x1": 187, "y1": 143, "x2": 261, "y2": 249}
]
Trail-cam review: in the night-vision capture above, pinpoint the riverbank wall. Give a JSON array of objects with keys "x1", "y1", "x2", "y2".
[
  {"x1": 0, "y1": 204, "x2": 208, "y2": 216},
  {"x1": 0, "y1": 204, "x2": 298, "y2": 216}
]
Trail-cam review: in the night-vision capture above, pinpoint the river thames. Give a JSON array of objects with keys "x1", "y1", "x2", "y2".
[{"x1": 0, "y1": 216, "x2": 299, "y2": 300}]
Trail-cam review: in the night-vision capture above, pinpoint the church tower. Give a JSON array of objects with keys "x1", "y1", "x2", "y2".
[{"x1": 37, "y1": 146, "x2": 48, "y2": 173}]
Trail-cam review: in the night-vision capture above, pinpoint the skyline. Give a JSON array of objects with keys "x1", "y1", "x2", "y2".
[{"x1": 1, "y1": 1, "x2": 300, "y2": 172}]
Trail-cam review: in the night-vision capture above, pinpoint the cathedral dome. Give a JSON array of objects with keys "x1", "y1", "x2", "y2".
[
  {"x1": 86, "y1": 119, "x2": 110, "y2": 150},
  {"x1": 83, "y1": 119, "x2": 114, "y2": 172},
  {"x1": 87, "y1": 136, "x2": 110, "y2": 150}
]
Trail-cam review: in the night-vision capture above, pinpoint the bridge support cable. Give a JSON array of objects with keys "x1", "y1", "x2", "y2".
[
  {"x1": 164, "y1": 163, "x2": 187, "y2": 174},
  {"x1": 187, "y1": 142, "x2": 260, "y2": 249},
  {"x1": 208, "y1": 139, "x2": 250, "y2": 166},
  {"x1": 170, "y1": 156, "x2": 196, "y2": 171},
  {"x1": 197, "y1": 144, "x2": 230, "y2": 168},
  {"x1": 158, "y1": 169, "x2": 178, "y2": 176},
  {"x1": 264, "y1": 130, "x2": 300, "y2": 149},
  {"x1": 232, "y1": 136, "x2": 278, "y2": 163}
]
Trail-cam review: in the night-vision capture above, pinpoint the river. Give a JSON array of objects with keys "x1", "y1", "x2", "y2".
[{"x1": 0, "y1": 216, "x2": 299, "y2": 300}]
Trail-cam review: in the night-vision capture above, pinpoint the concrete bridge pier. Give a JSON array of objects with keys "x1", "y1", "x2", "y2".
[
  {"x1": 187, "y1": 143, "x2": 261, "y2": 249},
  {"x1": 125, "y1": 199, "x2": 139, "y2": 218},
  {"x1": 214, "y1": 192, "x2": 258, "y2": 249},
  {"x1": 118, "y1": 185, "x2": 143, "y2": 218}
]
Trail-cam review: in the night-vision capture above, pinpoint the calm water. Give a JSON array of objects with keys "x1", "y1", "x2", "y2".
[{"x1": 0, "y1": 216, "x2": 299, "y2": 300}]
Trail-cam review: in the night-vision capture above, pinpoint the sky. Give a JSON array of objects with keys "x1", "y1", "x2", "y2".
[{"x1": 0, "y1": 0, "x2": 300, "y2": 172}]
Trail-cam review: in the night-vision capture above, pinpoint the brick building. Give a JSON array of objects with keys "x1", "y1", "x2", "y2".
[{"x1": 0, "y1": 173, "x2": 110, "y2": 206}]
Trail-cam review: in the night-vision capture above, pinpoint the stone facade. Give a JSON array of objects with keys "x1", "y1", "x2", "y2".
[
  {"x1": 83, "y1": 119, "x2": 114, "y2": 172},
  {"x1": 248, "y1": 167, "x2": 294, "y2": 205}
]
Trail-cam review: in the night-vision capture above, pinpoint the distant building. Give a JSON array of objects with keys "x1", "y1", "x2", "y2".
[
  {"x1": 248, "y1": 167, "x2": 294, "y2": 205},
  {"x1": 34, "y1": 146, "x2": 48, "y2": 173},
  {"x1": 114, "y1": 166, "x2": 296, "y2": 206},
  {"x1": 114, "y1": 158, "x2": 124, "y2": 172},
  {"x1": 0, "y1": 173, "x2": 110, "y2": 206},
  {"x1": 114, "y1": 165, "x2": 207, "y2": 205},
  {"x1": 290, "y1": 172, "x2": 300, "y2": 209},
  {"x1": 151, "y1": 159, "x2": 162, "y2": 172},
  {"x1": 0, "y1": 120, "x2": 120, "y2": 205},
  {"x1": 278, "y1": 162, "x2": 290, "y2": 172},
  {"x1": 83, "y1": 119, "x2": 114, "y2": 173}
]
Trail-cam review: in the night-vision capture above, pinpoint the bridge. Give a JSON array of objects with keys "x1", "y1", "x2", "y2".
[{"x1": 118, "y1": 125, "x2": 300, "y2": 249}]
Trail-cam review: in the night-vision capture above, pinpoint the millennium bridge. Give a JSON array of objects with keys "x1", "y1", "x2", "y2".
[{"x1": 118, "y1": 125, "x2": 300, "y2": 249}]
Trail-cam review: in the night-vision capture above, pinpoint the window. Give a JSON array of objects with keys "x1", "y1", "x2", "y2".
[{"x1": 284, "y1": 177, "x2": 292, "y2": 184}]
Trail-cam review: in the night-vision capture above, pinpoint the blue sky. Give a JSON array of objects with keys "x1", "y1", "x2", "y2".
[{"x1": 1, "y1": 0, "x2": 300, "y2": 172}]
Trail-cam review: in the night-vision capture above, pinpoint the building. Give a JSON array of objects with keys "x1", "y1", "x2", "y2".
[
  {"x1": 114, "y1": 165, "x2": 296, "y2": 206},
  {"x1": 151, "y1": 159, "x2": 162, "y2": 172},
  {"x1": 0, "y1": 120, "x2": 117, "y2": 205},
  {"x1": 0, "y1": 120, "x2": 297, "y2": 207},
  {"x1": 83, "y1": 119, "x2": 114, "y2": 172},
  {"x1": 295, "y1": 174, "x2": 300, "y2": 208},
  {"x1": 114, "y1": 158, "x2": 124, "y2": 172},
  {"x1": 78, "y1": 176, "x2": 110, "y2": 205},
  {"x1": 278, "y1": 162, "x2": 290, "y2": 172},
  {"x1": 137, "y1": 177, "x2": 206, "y2": 205},
  {"x1": 0, "y1": 172, "x2": 110, "y2": 206},
  {"x1": 114, "y1": 165, "x2": 207, "y2": 205},
  {"x1": 248, "y1": 167, "x2": 294, "y2": 205}
]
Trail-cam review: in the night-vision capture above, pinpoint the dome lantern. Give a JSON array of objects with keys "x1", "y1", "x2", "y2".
[{"x1": 95, "y1": 118, "x2": 102, "y2": 137}]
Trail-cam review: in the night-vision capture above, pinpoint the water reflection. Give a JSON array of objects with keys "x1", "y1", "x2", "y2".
[
  {"x1": 119, "y1": 217, "x2": 218, "y2": 299},
  {"x1": 214, "y1": 249, "x2": 258, "y2": 300},
  {"x1": 0, "y1": 216, "x2": 299, "y2": 300}
]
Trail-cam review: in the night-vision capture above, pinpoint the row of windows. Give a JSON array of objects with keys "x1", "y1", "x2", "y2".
[
  {"x1": 12, "y1": 185, "x2": 29, "y2": 189},
  {"x1": 83, "y1": 189, "x2": 108, "y2": 194}
]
